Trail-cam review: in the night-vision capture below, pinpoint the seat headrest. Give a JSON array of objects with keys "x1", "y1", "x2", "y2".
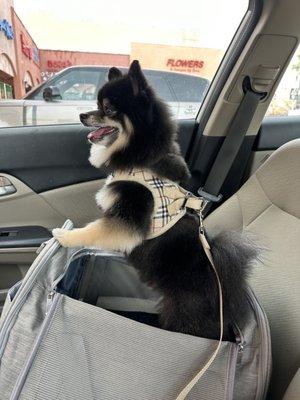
[{"x1": 255, "y1": 139, "x2": 300, "y2": 218}]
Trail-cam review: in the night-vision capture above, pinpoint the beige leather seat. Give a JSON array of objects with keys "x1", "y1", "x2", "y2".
[
  {"x1": 283, "y1": 369, "x2": 300, "y2": 400},
  {"x1": 205, "y1": 139, "x2": 300, "y2": 400}
]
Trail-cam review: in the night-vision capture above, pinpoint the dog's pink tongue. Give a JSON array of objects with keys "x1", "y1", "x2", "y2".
[{"x1": 87, "y1": 127, "x2": 112, "y2": 140}]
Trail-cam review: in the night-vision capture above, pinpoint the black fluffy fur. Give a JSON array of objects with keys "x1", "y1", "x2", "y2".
[
  {"x1": 129, "y1": 216, "x2": 257, "y2": 340},
  {"x1": 98, "y1": 61, "x2": 190, "y2": 183},
  {"x1": 106, "y1": 181, "x2": 154, "y2": 236},
  {"x1": 82, "y1": 60, "x2": 258, "y2": 340}
]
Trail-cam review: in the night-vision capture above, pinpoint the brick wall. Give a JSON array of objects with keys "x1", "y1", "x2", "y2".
[
  {"x1": 12, "y1": 9, "x2": 41, "y2": 98},
  {"x1": 39, "y1": 49, "x2": 130, "y2": 81}
]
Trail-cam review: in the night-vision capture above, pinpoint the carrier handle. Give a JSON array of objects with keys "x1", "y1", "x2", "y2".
[{"x1": 175, "y1": 225, "x2": 224, "y2": 399}]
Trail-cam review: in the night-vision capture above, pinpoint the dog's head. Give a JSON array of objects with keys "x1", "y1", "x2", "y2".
[{"x1": 80, "y1": 60, "x2": 177, "y2": 170}]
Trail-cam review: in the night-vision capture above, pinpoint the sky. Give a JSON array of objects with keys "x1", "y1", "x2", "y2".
[{"x1": 13, "y1": 0, "x2": 248, "y2": 54}]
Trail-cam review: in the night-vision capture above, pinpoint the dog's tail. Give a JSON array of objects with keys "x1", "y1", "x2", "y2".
[{"x1": 210, "y1": 231, "x2": 260, "y2": 328}]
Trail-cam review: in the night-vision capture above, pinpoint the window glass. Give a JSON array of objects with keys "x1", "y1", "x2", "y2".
[
  {"x1": 145, "y1": 74, "x2": 175, "y2": 102},
  {"x1": 166, "y1": 74, "x2": 210, "y2": 102},
  {"x1": 0, "y1": 82, "x2": 13, "y2": 99},
  {"x1": 267, "y1": 45, "x2": 300, "y2": 117},
  {"x1": 0, "y1": 0, "x2": 249, "y2": 127},
  {"x1": 29, "y1": 69, "x2": 103, "y2": 101}
]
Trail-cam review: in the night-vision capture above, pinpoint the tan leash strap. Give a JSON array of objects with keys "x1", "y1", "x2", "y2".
[{"x1": 175, "y1": 226, "x2": 224, "y2": 400}]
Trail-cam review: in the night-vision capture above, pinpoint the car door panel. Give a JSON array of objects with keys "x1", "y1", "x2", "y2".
[
  {"x1": 0, "y1": 120, "x2": 195, "y2": 192},
  {"x1": 244, "y1": 115, "x2": 300, "y2": 179},
  {"x1": 0, "y1": 173, "x2": 104, "y2": 229},
  {"x1": 0, "y1": 226, "x2": 51, "y2": 249},
  {"x1": 256, "y1": 116, "x2": 300, "y2": 150},
  {"x1": 40, "y1": 179, "x2": 105, "y2": 228}
]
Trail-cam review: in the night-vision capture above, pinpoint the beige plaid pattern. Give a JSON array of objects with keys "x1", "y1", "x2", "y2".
[{"x1": 108, "y1": 169, "x2": 201, "y2": 239}]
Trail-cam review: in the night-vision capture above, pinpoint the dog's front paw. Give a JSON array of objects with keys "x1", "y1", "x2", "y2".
[{"x1": 52, "y1": 228, "x2": 72, "y2": 247}]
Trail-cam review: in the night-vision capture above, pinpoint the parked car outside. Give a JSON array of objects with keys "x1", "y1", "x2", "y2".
[{"x1": 0, "y1": 66, "x2": 210, "y2": 127}]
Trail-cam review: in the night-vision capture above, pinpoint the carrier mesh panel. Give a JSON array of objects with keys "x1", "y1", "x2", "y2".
[{"x1": 19, "y1": 295, "x2": 235, "y2": 400}]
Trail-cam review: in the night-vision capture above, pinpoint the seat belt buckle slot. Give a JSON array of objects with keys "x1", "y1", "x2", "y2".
[{"x1": 197, "y1": 188, "x2": 223, "y2": 204}]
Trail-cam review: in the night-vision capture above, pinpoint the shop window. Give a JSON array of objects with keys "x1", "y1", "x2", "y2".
[{"x1": 0, "y1": 82, "x2": 13, "y2": 99}]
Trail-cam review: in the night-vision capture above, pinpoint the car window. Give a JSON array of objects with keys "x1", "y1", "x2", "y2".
[
  {"x1": 166, "y1": 74, "x2": 210, "y2": 102},
  {"x1": 144, "y1": 74, "x2": 175, "y2": 102},
  {"x1": 29, "y1": 69, "x2": 104, "y2": 101},
  {"x1": 266, "y1": 44, "x2": 300, "y2": 117},
  {"x1": 0, "y1": 0, "x2": 249, "y2": 127}
]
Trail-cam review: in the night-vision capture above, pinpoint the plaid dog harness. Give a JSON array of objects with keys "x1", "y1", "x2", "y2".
[{"x1": 107, "y1": 169, "x2": 203, "y2": 239}]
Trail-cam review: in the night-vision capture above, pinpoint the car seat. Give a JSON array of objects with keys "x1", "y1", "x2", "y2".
[{"x1": 205, "y1": 139, "x2": 300, "y2": 399}]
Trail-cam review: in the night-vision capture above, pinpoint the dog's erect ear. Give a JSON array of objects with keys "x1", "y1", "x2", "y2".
[
  {"x1": 128, "y1": 60, "x2": 148, "y2": 96},
  {"x1": 108, "y1": 67, "x2": 122, "y2": 81}
]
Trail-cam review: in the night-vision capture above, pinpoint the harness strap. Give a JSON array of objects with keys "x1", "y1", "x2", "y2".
[
  {"x1": 164, "y1": 186, "x2": 203, "y2": 216},
  {"x1": 175, "y1": 229, "x2": 224, "y2": 400}
]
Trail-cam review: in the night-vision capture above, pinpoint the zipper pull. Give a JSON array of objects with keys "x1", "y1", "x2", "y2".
[
  {"x1": 233, "y1": 326, "x2": 245, "y2": 367},
  {"x1": 36, "y1": 239, "x2": 52, "y2": 254},
  {"x1": 45, "y1": 290, "x2": 56, "y2": 315},
  {"x1": 237, "y1": 341, "x2": 244, "y2": 353}
]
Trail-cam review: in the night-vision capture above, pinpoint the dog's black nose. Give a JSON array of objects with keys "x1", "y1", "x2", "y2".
[{"x1": 79, "y1": 113, "x2": 88, "y2": 123}]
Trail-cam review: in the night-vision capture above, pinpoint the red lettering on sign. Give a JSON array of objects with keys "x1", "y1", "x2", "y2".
[
  {"x1": 166, "y1": 58, "x2": 204, "y2": 72},
  {"x1": 46, "y1": 59, "x2": 72, "y2": 71},
  {"x1": 20, "y1": 34, "x2": 32, "y2": 60},
  {"x1": 166, "y1": 59, "x2": 174, "y2": 67}
]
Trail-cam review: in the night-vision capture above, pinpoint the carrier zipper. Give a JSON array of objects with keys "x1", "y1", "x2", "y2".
[
  {"x1": 49, "y1": 248, "x2": 124, "y2": 293},
  {"x1": 45, "y1": 290, "x2": 56, "y2": 315},
  {"x1": 0, "y1": 220, "x2": 73, "y2": 360},
  {"x1": 225, "y1": 343, "x2": 239, "y2": 399},
  {"x1": 10, "y1": 293, "x2": 61, "y2": 400},
  {"x1": 36, "y1": 239, "x2": 52, "y2": 254},
  {"x1": 247, "y1": 290, "x2": 272, "y2": 400},
  {"x1": 225, "y1": 326, "x2": 245, "y2": 399},
  {"x1": 0, "y1": 239, "x2": 57, "y2": 357},
  {"x1": 233, "y1": 323, "x2": 245, "y2": 364}
]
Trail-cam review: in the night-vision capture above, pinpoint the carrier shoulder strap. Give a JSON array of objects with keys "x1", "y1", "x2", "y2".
[{"x1": 199, "y1": 80, "x2": 265, "y2": 208}]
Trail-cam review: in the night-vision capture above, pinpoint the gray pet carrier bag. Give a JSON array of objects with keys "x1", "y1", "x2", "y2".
[{"x1": 0, "y1": 220, "x2": 272, "y2": 400}]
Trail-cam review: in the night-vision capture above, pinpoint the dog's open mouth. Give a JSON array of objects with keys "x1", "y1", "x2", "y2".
[{"x1": 87, "y1": 126, "x2": 119, "y2": 144}]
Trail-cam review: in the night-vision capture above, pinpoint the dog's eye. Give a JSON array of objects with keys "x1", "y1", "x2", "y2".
[{"x1": 104, "y1": 105, "x2": 116, "y2": 116}]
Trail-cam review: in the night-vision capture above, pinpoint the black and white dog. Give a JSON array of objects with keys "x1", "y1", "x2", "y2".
[{"x1": 53, "y1": 60, "x2": 257, "y2": 340}]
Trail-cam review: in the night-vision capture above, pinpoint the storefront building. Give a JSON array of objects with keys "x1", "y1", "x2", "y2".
[
  {"x1": 39, "y1": 50, "x2": 130, "y2": 81},
  {"x1": 131, "y1": 42, "x2": 223, "y2": 81},
  {"x1": 11, "y1": 9, "x2": 41, "y2": 98},
  {"x1": 0, "y1": 0, "x2": 16, "y2": 99}
]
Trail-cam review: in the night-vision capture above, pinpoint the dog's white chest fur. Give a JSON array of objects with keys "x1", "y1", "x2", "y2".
[{"x1": 89, "y1": 144, "x2": 108, "y2": 168}]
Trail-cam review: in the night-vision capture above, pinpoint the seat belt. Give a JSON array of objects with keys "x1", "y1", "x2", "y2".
[{"x1": 198, "y1": 78, "x2": 265, "y2": 212}]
